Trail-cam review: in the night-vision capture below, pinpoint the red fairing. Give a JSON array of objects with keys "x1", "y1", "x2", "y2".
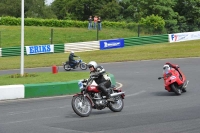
[
  {"x1": 87, "y1": 85, "x2": 100, "y2": 93},
  {"x1": 163, "y1": 67, "x2": 186, "y2": 92}
]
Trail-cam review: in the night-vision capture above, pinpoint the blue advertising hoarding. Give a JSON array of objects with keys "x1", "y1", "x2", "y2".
[{"x1": 100, "y1": 39, "x2": 124, "y2": 50}]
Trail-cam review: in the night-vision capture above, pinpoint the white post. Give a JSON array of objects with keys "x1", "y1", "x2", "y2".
[{"x1": 20, "y1": 0, "x2": 24, "y2": 76}]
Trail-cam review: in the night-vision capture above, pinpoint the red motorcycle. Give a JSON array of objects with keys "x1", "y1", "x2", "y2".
[
  {"x1": 71, "y1": 76, "x2": 125, "y2": 117},
  {"x1": 158, "y1": 62, "x2": 189, "y2": 95}
]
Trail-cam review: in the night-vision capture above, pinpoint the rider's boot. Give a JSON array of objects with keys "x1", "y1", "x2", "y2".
[
  {"x1": 183, "y1": 80, "x2": 189, "y2": 89},
  {"x1": 106, "y1": 90, "x2": 114, "y2": 102},
  {"x1": 100, "y1": 86, "x2": 113, "y2": 102}
]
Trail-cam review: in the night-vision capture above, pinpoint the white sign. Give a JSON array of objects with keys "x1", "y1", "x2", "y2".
[
  {"x1": 26, "y1": 44, "x2": 54, "y2": 55},
  {"x1": 169, "y1": 31, "x2": 200, "y2": 43}
]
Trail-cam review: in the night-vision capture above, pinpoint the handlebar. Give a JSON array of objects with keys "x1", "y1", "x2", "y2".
[
  {"x1": 80, "y1": 75, "x2": 98, "y2": 89},
  {"x1": 81, "y1": 76, "x2": 94, "y2": 84}
]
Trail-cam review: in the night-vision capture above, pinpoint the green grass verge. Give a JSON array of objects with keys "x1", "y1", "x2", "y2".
[
  {"x1": 1, "y1": 40, "x2": 200, "y2": 71},
  {"x1": 0, "y1": 72, "x2": 89, "y2": 85}
]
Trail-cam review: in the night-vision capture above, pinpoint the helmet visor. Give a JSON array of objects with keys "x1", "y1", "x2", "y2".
[{"x1": 88, "y1": 64, "x2": 93, "y2": 68}]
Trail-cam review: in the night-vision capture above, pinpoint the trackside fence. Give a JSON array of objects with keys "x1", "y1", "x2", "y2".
[
  {"x1": 2, "y1": 46, "x2": 26, "y2": 57},
  {"x1": 1, "y1": 44, "x2": 64, "y2": 57},
  {"x1": 0, "y1": 34, "x2": 170, "y2": 57},
  {"x1": 53, "y1": 44, "x2": 64, "y2": 53},
  {"x1": 124, "y1": 34, "x2": 168, "y2": 46},
  {"x1": 64, "y1": 41, "x2": 99, "y2": 53},
  {"x1": 0, "y1": 48, "x2": 2, "y2": 57}
]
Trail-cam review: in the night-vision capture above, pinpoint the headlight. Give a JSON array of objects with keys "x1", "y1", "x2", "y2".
[{"x1": 78, "y1": 81, "x2": 84, "y2": 90}]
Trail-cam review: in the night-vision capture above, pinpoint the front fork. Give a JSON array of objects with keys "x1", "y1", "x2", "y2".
[{"x1": 81, "y1": 92, "x2": 95, "y2": 107}]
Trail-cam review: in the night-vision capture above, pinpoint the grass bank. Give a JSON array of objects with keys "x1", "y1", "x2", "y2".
[
  {"x1": 0, "y1": 25, "x2": 139, "y2": 48},
  {"x1": 0, "y1": 72, "x2": 89, "y2": 85},
  {"x1": 0, "y1": 40, "x2": 200, "y2": 70}
]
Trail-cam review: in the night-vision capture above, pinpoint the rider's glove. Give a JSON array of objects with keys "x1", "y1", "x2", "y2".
[{"x1": 82, "y1": 79, "x2": 87, "y2": 83}]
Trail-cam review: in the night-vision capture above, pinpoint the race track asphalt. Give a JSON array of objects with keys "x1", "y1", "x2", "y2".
[{"x1": 0, "y1": 57, "x2": 200, "y2": 133}]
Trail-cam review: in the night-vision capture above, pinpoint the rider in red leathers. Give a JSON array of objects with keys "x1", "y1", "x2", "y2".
[
  {"x1": 165, "y1": 62, "x2": 179, "y2": 70},
  {"x1": 165, "y1": 62, "x2": 184, "y2": 83}
]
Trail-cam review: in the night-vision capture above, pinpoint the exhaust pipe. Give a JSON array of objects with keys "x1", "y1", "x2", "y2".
[{"x1": 110, "y1": 92, "x2": 125, "y2": 97}]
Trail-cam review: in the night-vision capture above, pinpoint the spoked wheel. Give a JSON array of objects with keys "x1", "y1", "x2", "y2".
[
  {"x1": 71, "y1": 95, "x2": 92, "y2": 117},
  {"x1": 170, "y1": 83, "x2": 182, "y2": 95},
  {"x1": 108, "y1": 96, "x2": 124, "y2": 112},
  {"x1": 63, "y1": 64, "x2": 71, "y2": 71},
  {"x1": 80, "y1": 63, "x2": 87, "y2": 70}
]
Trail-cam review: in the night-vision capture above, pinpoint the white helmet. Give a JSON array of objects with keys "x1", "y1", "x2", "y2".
[
  {"x1": 70, "y1": 51, "x2": 74, "y2": 54},
  {"x1": 88, "y1": 61, "x2": 98, "y2": 69},
  {"x1": 163, "y1": 64, "x2": 170, "y2": 74},
  {"x1": 163, "y1": 64, "x2": 170, "y2": 70}
]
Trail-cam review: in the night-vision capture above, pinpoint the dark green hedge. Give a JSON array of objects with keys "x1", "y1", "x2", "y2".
[{"x1": 0, "y1": 16, "x2": 139, "y2": 29}]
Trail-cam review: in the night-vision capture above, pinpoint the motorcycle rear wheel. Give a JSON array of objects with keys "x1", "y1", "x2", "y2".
[
  {"x1": 80, "y1": 62, "x2": 87, "y2": 70},
  {"x1": 108, "y1": 96, "x2": 124, "y2": 112},
  {"x1": 170, "y1": 83, "x2": 182, "y2": 95},
  {"x1": 71, "y1": 95, "x2": 92, "y2": 117}
]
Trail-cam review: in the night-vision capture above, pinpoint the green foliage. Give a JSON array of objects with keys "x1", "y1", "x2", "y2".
[
  {"x1": 0, "y1": 0, "x2": 56, "y2": 19},
  {"x1": 139, "y1": 14, "x2": 165, "y2": 31},
  {"x1": 99, "y1": 1, "x2": 122, "y2": 21},
  {"x1": 0, "y1": 17, "x2": 88, "y2": 28},
  {"x1": 0, "y1": 16, "x2": 151, "y2": 29},
  {"x1": 126, "y1": 22, "x2": 138, "y2": 30},
  {"x1": 174, "y1": 0, "x2": 200, "y2": 32},
  {"x1": 165, "y1": 19, "x2": 179, "y2": 33},
  {"x1": 0, "y1": 16, "x2": 20, "y2": 25},
  {"x1": 1, "y1": 0, "x2": 200, "y2": 33}
]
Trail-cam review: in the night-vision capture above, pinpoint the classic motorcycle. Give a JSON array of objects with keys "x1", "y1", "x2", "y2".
[
  {"x1": 71, "y1": 76, "x2": 125, "y2": 117},
  {"x1": 158, "y1": 63, "x2": 189, "y2": 95},
  {"x1": 63, "y1": 57, "x2": 87, "y2": 71}
]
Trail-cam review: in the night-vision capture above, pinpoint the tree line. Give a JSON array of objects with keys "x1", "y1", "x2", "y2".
[{"x1": 0, "y1": 0, "x2": 200, "y2": 33}]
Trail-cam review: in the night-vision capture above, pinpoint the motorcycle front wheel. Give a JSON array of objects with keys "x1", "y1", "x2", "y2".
[
  {"x1": 170, "y1": 83, "x2": 182, "y2": 95},
  {"x1": 71, "y1": 95, "x2": 92, "y2": 117},
  {"x1": 63, "y1": 64, "x2": 71, "y2": 71},
  {"x1": 108, "y1": 96, "x2": 124, "y2": 112},
  {"x1": 80, "y1": 62, "x2": 87, "y2": 70}
]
